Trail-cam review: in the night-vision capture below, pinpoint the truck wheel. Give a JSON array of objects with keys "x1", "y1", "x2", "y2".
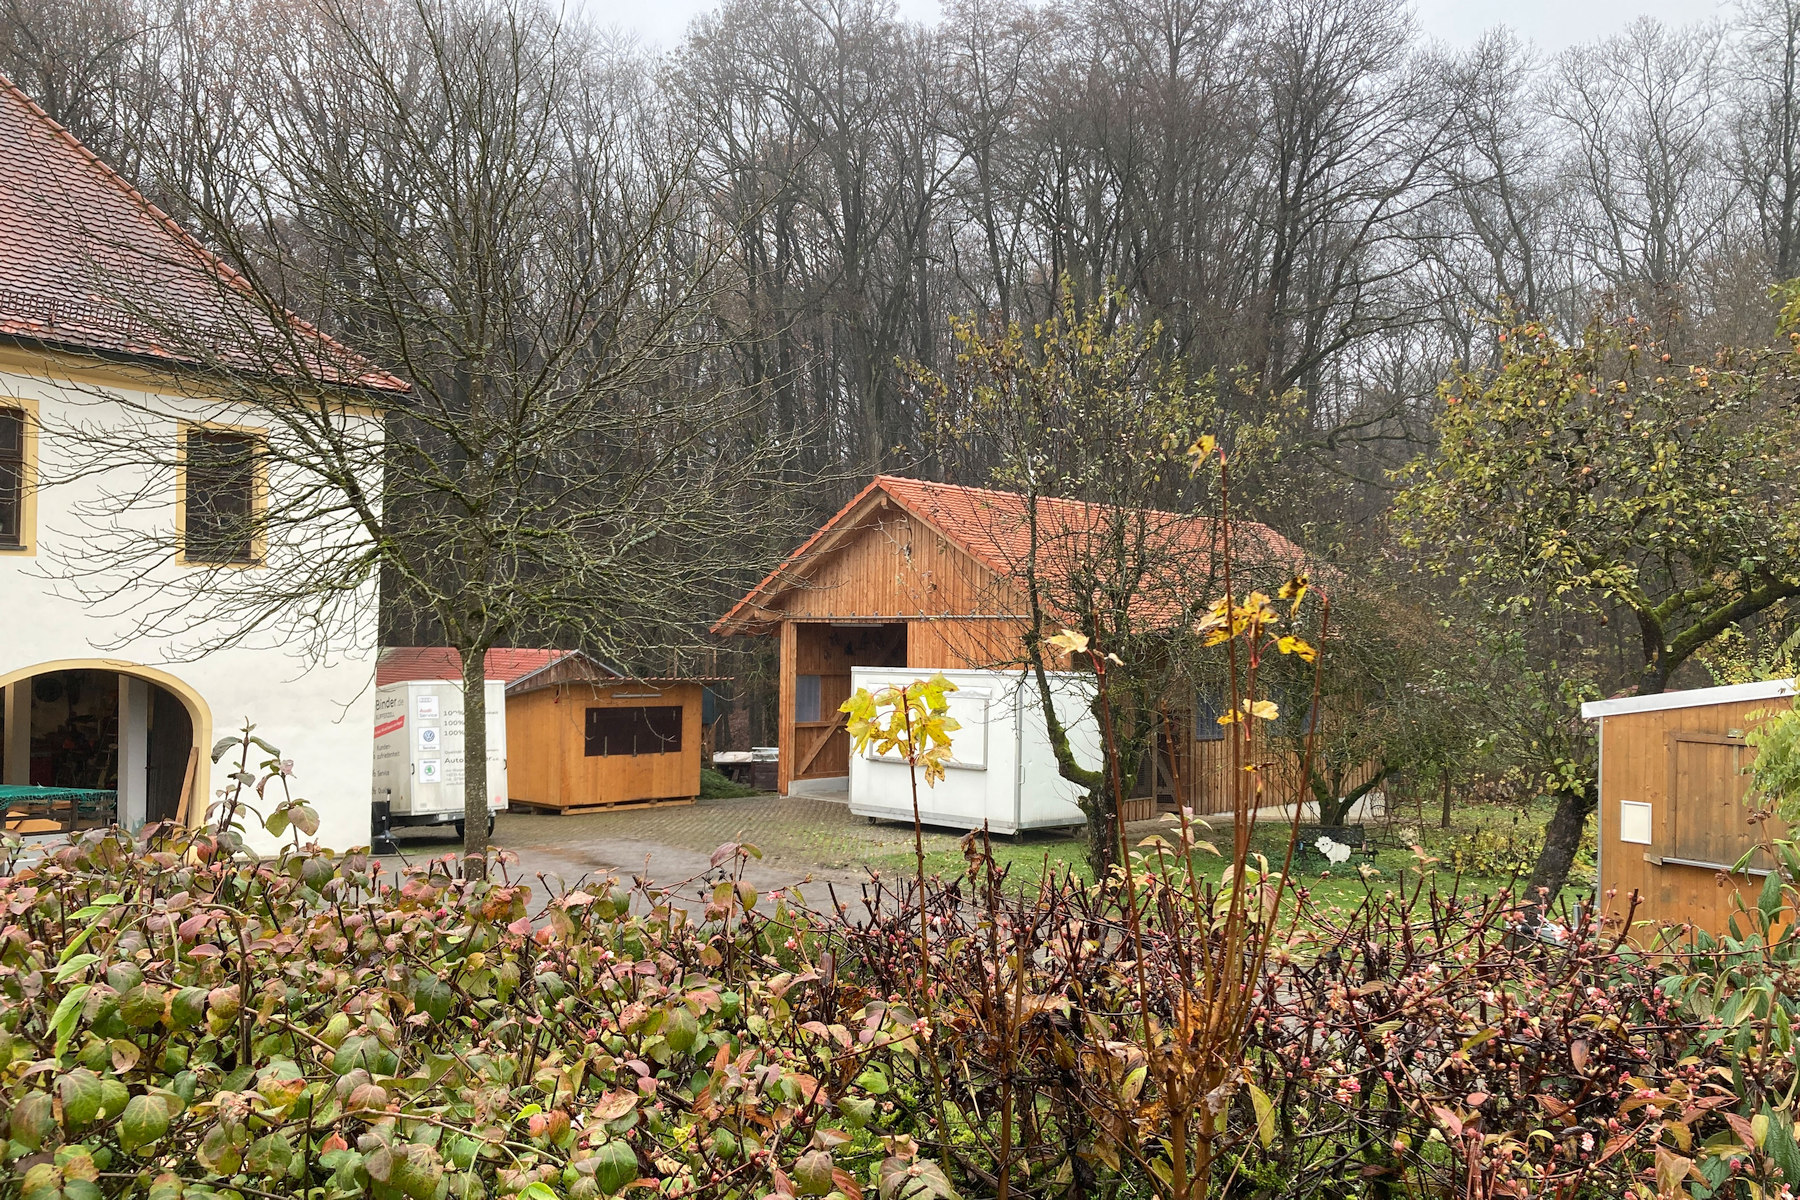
[{"x1": 453, "y1": 815, "x2": 497, "y2": 841}]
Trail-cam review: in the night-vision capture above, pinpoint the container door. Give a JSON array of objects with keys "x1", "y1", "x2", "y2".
[
  {"x1": 410, "y1": 682, "x2": 456, "y2": 815},
  {"x1": 372, "y1": 684, "x2": 410, "y2": 810},
  {"x1": 486, "y1": 680, "x2": 507, "y2": 812}
]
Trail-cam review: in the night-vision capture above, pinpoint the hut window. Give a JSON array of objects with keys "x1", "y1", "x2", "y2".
[
  {"x1": 0, "y1": 406, "x2": 22, "y2": 548},
  {"x1": 1270, "y1": 684, "x2": 1317, "y2": 736},
  {"x1": 795, "y1": 674, "x2": 822, "y2": 723},
  {"x1": 1194, "y1": 689, "x2": 1224, "y2": 741},
  {"x1": 1196, "y1": 685, "x2": 1313, "y2": 739},
  {"x1": 1665, "y1": 733, "x2": 1764, "y2": 870},
  {"x1": 585, "y1": 705, "x2": 683, "y2": 756}
]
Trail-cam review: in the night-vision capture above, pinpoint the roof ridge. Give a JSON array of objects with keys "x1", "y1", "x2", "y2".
[
  {"x1": 876, "y1": 473, "x2": 1229, "y2": 528},
  {"x1": 374, "y1": 645, "x2": 583, "y2": 687},
  {"x1": 711, "y1": 476, "x2": 888, "y2": 632}
]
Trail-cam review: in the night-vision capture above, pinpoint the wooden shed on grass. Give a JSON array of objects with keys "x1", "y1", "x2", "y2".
[
  {"x1": 504, "y1": 652, "x2": 719, "y2": 814},
  {"x1": 1583, "y1": 678, "x2": 1794, "y2": 938}
]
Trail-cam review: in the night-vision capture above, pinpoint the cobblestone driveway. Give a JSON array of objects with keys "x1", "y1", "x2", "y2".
[{"x1": 380, "y1": 793, "x2": 1097, "y2": 903}]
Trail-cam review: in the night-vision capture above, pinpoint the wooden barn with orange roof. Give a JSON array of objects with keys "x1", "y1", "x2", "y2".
[{"x1": 713, "y1": 475, "x2": 1309, "y2": 810}]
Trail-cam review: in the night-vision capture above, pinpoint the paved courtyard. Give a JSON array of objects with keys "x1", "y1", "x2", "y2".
[{"x1": 378, "y1": 792, "x2": 1108, "y2": 904}]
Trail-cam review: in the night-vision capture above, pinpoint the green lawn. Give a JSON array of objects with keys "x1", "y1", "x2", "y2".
[
  {"x1": 860, "y1": 828, "x2": 1095, "y2": 886},
  {"x1": 860, "y1": 794, "x2": 1594, "y2": 914}
]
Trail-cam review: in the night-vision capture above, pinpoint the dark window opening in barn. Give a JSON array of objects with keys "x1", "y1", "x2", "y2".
[
  {"x1": 1194, "y1": 688, "x2": 1225, "y2": 740},
  {"x1": 585, "y1": 705, "x2": 683, "y2": 757},
  {"x1": 0, "y1": 406, "x2": 23, "y2": 548},
  {"x1": 1276, "y1": 687, "x2": 1318, "y2": 737},
  {"x1": 795, "y1": 674, "x2": 822, "y2": 723},
  {"x1": 1195, "y1": 684, "x2": 1312, "y2": 740},
  {"x1": 184, "y1": 428, "x2": 260, "y2": 564}
]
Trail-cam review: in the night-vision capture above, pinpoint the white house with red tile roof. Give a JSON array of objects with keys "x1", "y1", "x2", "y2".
[{"x1": 0, "y1": 74, "x2": 406, "y2": 850}]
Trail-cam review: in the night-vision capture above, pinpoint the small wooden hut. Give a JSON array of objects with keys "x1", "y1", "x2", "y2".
[
  {"x1": 1583, "y1": 678, "x2": 1794, "y2": 937},
  {"x1": 505, "y1": 653, "x2": 715, "y2": 813},
  {"x1": 713, "y1": 475, "x2": 1314, "y2": 812}
]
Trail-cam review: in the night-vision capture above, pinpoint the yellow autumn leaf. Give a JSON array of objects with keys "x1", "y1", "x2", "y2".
[
  {"x1": 1045, "y1": 629, "x2": 1090, "y2": 654},
  {"x1": 1248, "y1": 1083, "x2": 1277, "y2": 1148},
  {"x1": 1197, "y1": 596, "x2": 1234, "y2": 644},
  {"x1": 1217, "y1": 699, "x2": 1280, "y2": 724},
  {"x1": 1278, "y1": 575, "x2": 1309, "y2": 614},
  {"x1": 1276, "y1": 635, "x2": 1317, "y2": 662}
]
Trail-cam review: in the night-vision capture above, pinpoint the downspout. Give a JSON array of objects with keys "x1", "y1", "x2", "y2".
[{"x1": 1593, "y1": 717, "x2": 1603, "y2": 925}]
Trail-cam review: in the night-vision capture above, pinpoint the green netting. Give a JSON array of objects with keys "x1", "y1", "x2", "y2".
[{"x1": 0, "y1": 785, "x2": 117, "y2": 808}]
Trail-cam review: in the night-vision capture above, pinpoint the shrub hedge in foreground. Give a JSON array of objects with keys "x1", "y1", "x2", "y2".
[
  {"x1": 0, "y1": 820, "x2": 928, "y2": 1200},
  {"x1": 4, "y1": 783, "x2": 1800, "y2": 1200}
]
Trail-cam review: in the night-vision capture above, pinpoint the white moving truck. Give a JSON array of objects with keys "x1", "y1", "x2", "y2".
[
  {"x1": 371, "y1": 679, "x2": 507, "y2": 845},
  {"x1": 846, "y1": 667, "x2": 1099, "y2": 836}
]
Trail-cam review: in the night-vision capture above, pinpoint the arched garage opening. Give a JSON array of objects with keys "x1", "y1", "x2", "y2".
[{"x1": 0, "y1": 660, "x2": 210, "y2": 834}]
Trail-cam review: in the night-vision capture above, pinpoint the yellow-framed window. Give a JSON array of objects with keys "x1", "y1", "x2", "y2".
[
  {"x1": 0, "y1": 398, "x2": 36, "y2": 555},
  {"x1": 176, "y1": 423, "x2": 267, "y2": 566}
]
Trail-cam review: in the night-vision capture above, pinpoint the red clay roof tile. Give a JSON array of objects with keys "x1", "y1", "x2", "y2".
[
  {"x1": 0, "y1": 74, "x2": 406, "y2": 392},
  {"x1": 375, "y1": 647, "x2": 581, "y2": 688},
  {"x1": 713, "y1": 475, "x2": 1306, "y2": 633}
]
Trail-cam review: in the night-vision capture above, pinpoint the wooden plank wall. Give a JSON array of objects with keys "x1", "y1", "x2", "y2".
[
  {"x1": 772, "y1": 507, "x2": 1026, "y2": 793},
  {"x1": 777, "y1": 622, "x2": 796, "y2": 794},
  {"x1": 1183, "y1": 732, "x2": 1378, "y2": 817},
  {"x1": 778, "y1": 508, "x2": 1017, "y2": 620},
  {"x1": 907, "y1": 618, "x2": 1030, "y2": 670},
  {"x1": 1598, "y1": 695, "x2": 1790, "y2": 939},
  {"x1": 507, "y1": 682, "x2": 703, "y2": 809},
  {"x1": 785, "y1": 623, "x2": 906, "y2": 785}
]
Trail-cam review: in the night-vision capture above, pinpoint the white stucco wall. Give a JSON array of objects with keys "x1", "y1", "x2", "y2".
[{"x1": 0, "y1": 349, "x2": 382, "y2": 852}]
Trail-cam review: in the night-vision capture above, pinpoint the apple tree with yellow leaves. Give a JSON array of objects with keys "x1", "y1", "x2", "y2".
[
  {"x1": 1397, "y1": 311, "x2": 1800, "y2": 904},
  {"x1": 908, "y1": 287, "x2": 1301, "y2": 877}
]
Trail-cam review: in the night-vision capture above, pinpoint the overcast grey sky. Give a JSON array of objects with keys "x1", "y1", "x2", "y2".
[{"x1": 578, "y1": 0, "x2": 1731, "y2": 55}]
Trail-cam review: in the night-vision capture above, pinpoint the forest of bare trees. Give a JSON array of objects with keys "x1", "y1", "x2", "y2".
[{"x1": 13, "y1": 0, "x2": 1800, "y2": 515}]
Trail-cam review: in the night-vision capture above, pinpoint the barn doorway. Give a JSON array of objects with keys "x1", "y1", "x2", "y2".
[
  {"x1": 0, "y1": 663, "x2": 204, "y2": 834},
  {"x1": 787, "y1": 621, "x2": 908, "y2": 792}
]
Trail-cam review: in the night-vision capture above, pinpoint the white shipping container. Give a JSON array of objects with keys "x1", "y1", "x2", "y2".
[
  {"x1": 372, "y1": 680, "x2": 507, "y2": 837},
  {"x1": 847, "y1": 667, "x2": 1099, "y2": 835}
]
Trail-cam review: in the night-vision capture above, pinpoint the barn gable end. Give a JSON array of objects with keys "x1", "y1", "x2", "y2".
[{"x1": 772, "y1": 505, "x2": 1020, "y2": 622}]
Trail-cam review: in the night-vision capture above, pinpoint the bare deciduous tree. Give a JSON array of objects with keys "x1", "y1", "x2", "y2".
[
  {"x1": 38, "y1": 0, "x2": 794, "y2": 873},
  {"x1": 1734, "y1": 0, "x2": 1800, "y2": 278}
]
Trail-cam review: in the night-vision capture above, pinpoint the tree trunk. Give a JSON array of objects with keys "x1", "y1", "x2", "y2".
[
  {"x1": 1081, "y1": 791, "x2": 1117, "y2": 882},
  {"x1": 1313, "y1": 765, "x2": 1391, "y2": 827},
  {"x1": 1026, "y1": 653, "x2": 1112, "y2": 878},
  {"x1": 1526, "y1": 782, "x2": 1595, "y2": 914},
  {"x1": 1528, "y1": 640, "x2": 1674, "y2": 914},
  {"x1": 1439, "y1": 772, "x2": 1452, "y2": 830},
  {"x1": 460, "y1": 646, "x2": 491, "y2": 879}
]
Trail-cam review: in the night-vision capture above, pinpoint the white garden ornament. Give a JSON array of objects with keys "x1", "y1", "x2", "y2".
[{"x1": 1314, "y1": 835, "x2": 1353, "y2": 865}]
